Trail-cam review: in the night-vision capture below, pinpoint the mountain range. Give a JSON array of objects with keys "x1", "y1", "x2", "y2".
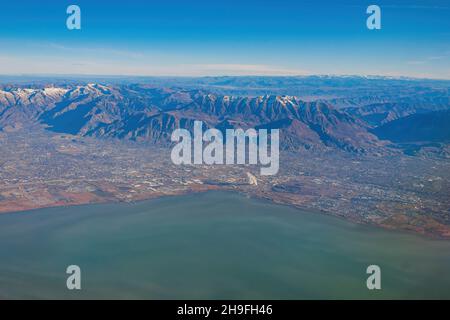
[
  {"x1": 0, "y1": 84, "x2": 382, "y2": 153},
  {"x1": 1, "y1": 79, "x2": 449, "y2": 154}
]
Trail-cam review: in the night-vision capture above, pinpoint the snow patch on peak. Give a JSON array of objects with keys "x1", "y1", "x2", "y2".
[{"x1": 43, "y1": 87, "x2": 68, "y2": 96}]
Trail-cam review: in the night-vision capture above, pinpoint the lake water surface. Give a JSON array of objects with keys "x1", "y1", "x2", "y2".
[{"x1": 0, "y1": 191, "x2": 449, "y2": 299}]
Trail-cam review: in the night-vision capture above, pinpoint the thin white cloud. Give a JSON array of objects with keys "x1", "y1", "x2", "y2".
[
  {"x1": 0, "y1": 52, "x2": 448, "y2": 79},
  {"x1": 406, "y1": 53, "x2": 449, "y2": 65},
  {"x1": 0, "y1": 54, "x2": 309, "y2": 76}
]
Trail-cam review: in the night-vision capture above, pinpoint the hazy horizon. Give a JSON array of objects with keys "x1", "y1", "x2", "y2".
[{"x1": 1, "y1": 73, "x2": 449, "y2": 81}]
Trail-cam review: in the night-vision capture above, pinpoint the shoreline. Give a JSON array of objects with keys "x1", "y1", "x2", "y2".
[{"x1": 1, "y1": 187, "x2": 449, "y2": 240}]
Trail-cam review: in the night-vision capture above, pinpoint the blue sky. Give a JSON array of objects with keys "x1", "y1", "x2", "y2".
[{"x1": 0, "y1": 0, "x2": 449, "y2": 78}]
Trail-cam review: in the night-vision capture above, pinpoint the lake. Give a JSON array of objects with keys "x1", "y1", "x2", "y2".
[{"x1": 0, "y1": 191, "x2": 449, "y2": 299}]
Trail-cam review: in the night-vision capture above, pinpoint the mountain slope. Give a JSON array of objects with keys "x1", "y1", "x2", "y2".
[
  {"x1": 372, "y1": 110, "x2": 450, "y2": 143},
  {"x1": 344, "y1": 102, "x2": 450, "y2": 127}
]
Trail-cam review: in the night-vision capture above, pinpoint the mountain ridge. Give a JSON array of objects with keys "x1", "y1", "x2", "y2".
[{"x1": 0, "y1": 84, "x2": 387, "y2": 153}]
